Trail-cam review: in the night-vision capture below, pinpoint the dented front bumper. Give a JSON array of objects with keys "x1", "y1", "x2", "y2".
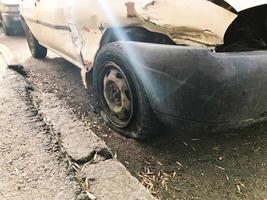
[{"x1": 120, "y1": 42, "x2": 267, "y2": 131}]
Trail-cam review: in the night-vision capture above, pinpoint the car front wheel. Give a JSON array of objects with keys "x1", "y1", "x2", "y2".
[
  {"x1": 26, "y1": 29, "x2": 47, "y2": 59},
  {"x1": 93, "y1": 43, "x2": 159, "y2": 140}
]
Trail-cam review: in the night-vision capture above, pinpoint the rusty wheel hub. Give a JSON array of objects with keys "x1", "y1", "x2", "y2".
[{"x1": 103, "y1": 63, "x2": 133, "y2": 127}]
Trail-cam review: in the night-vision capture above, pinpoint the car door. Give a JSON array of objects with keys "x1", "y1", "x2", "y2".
[
  {"x1": 35, "y1": 0, "x2": 76, "y2": 60},
  {"x1": 21, "y1": 0, "x2": 41, "y2": 39},
  {"x1": 36, "y1": 0, "x2": 105, "y2": 69}
]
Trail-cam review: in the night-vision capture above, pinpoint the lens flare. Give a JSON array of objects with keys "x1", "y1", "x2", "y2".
[
  {"x1": 97, "y1": 0, "x2": 184, "y2": 99},
  {"x1": 97, "y1": 0, "x2": 157, "y2": 92}
]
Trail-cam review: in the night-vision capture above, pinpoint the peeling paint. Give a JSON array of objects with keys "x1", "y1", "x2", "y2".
[
  {"x1": 125, "y1": 2, "x2": 136, "y2": 18},
  {"x1": 143, "y1": 0, "x2": 157, "y2": 9},
  {"x1": 82, "y1": 26, "x2": 91, "y2": 33},
  {"x1": 68, "y1": 23, "x2": 89, "y2": 88},
  {"x1": 63, "y1": 0, "x2": 238, "y2": 63},
  {"x1": 29, "y1": 0, "x2": 239, "y2": 68}
]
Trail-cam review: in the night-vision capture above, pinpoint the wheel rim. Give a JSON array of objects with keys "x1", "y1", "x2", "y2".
[{"x1": 101, "y1": 62, "x2": 133, "y2": 128}]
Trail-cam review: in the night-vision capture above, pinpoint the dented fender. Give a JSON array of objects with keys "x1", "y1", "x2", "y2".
[
  {"x1": 65, "y1": 0, "x2": 267, "y2": 72},
  {"x1": 64, "y1": 0, "x2": 238, "y2": 72},
  {"x1": 21, "y1": 0, "x2": 267, "y2": 89}
]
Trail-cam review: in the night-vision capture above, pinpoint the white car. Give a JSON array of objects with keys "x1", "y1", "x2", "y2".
[
  {"x1": 21, "y1": 0, "x2": 267, "y2": 139},
  {"x1": 0, "y1": 0, "x2": 22, "y2": 35}
]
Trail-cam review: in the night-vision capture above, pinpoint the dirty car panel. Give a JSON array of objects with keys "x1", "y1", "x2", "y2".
[
  {"x1": 62, "y1": 0, "x2": 238, "y2": 65},
  {"x1": 21, "y1": 0, "x2": 267, "y2": 69}
]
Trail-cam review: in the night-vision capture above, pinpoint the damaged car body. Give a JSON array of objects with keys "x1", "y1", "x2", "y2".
[
  {"x1": 0, "y1": 0, "x2": 23, "y2": 35},
  {"x1": 20, "y1": 0, "x2": 267, "y2": 139}
]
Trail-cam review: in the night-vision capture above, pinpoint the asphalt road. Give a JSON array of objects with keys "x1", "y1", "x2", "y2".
[
  {"x1": 0, "y1": 54, "x2": 78, "y2": 200},
  {"x1": 1, "y1": 28, "x2": 267, "y2": 200}
]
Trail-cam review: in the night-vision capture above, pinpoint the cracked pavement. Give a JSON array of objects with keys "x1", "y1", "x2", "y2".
[{"x1": 0, "y1": 60, "x2": 77, "y2": 200}]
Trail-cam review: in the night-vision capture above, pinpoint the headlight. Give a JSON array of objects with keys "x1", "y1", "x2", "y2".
[{"x1": 3, "y1": 5, "x2": 19, "y2": 13}]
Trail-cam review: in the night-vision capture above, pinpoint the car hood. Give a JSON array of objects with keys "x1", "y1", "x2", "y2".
[
  {"x1": 224, "y1": 0, "x2": 267, "y2": 12},
  {"x1": 132, "y1": 0, "x2": 267, "y2": 47},
  {"x1": 132, "y1": 0, "x2": 237, "y2": 47},
  {"x1": 1, "y1": 0, "x2": 19, "y2": 6}
]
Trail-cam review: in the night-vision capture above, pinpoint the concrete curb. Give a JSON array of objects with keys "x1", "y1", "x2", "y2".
[
  {"x1": 0, "y1": 44, "x2": 19, "y2": 66},
  {"x1": 36, "y1": 92, "x2": 156, "y2": 200},
  {"x1": 0, "y1": 57, "x2": 79, "y2": 200},
  {"x1": 1, "y1": 44, "x2": 156, "y2": 200}
]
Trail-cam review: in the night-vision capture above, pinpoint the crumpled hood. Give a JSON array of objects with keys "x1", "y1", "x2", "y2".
[
  {"x1": 133, "y1": 0, "x2": 237, "y2": 47},
  {"x1": 224, "y1": 0, "x2": 267, "y2": 12},
  {"x1": 132, "y1": 0, "x2": 267, "y2": 47}
]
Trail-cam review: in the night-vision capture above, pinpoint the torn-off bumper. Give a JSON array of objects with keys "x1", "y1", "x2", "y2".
[{"x1": 119, "y1": 42, "x2": 267, "y2": 131}]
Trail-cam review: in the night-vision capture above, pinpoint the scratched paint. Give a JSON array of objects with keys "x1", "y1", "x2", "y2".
[
  {"x1": 66, "y1": 0, "x2": 93, "y2": 88},
  {"x1": 64, "y1": 0, "x2": 238, "y2": 69},
  {"x1": 58, "y1": 0, "x2": 267, "y2": 87}
]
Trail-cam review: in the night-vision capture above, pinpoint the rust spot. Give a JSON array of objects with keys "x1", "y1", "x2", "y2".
[
  {"x1": 84, "y1": 60, "x2": 93, "y2": 70},
  {"x1": 125, "y1": 1, "x2": 136, "y2": 18},
  {"x1": 99, "y1": 23, "x2": 105, "y2": 33},
  {"x1": 82, "y1": 26, "x2": 91, "y2": 33},
  {"x1": 144, "y1": 0, "x2": 157, "y2": 9}
]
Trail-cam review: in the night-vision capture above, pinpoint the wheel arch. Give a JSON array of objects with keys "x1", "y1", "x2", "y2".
[
  {"x1": 90, "y1": 25, "x2": 175, "y2": 88},
  {"x1": 92, "y1": 25, "x2": 174, "y2": 97},
  {"x1": 92, "y1": 25, "x2": 175, "y2": 75},
  {"x1": 99, "y1": 26, "x2": 175, "y2": 48}
]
